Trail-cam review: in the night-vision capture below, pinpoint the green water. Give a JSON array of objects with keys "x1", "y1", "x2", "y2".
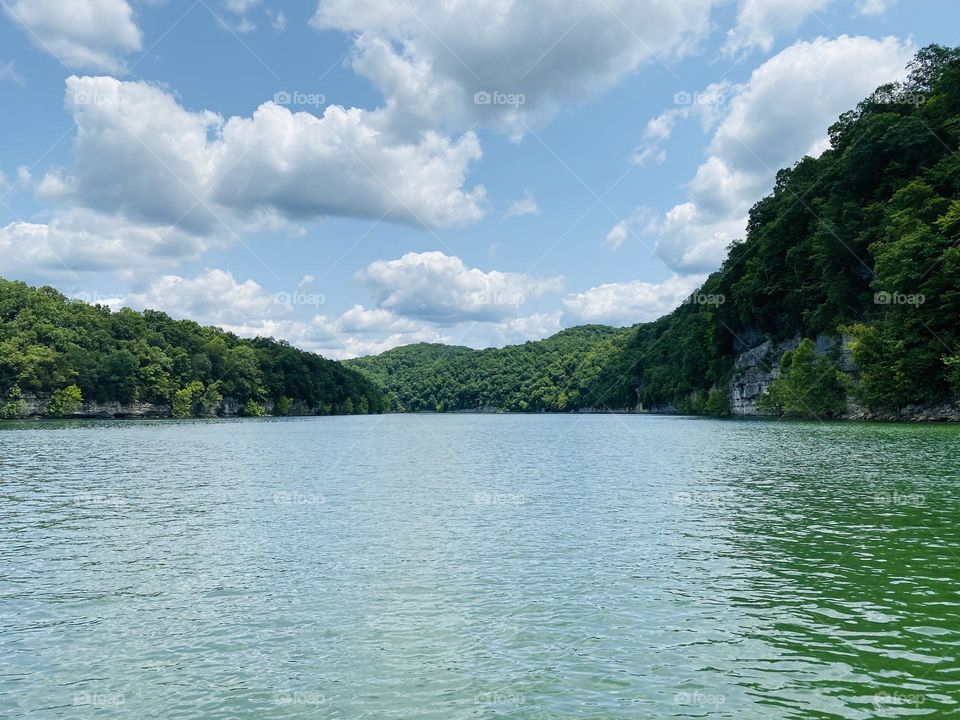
[{"x1": 0, "y1": 414, "x2": 958, "y2": 718}]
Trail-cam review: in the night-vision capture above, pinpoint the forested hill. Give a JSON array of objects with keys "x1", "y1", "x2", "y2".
[
  {"x1": 349, "y1": 45, "x2": 960, "y2": 418},
  {"x1": 346, "y1": 326, "x2": 629, "y2": 412},
  {"x1": 0, "y1": 279, "x2": 385, "y2": 418}
]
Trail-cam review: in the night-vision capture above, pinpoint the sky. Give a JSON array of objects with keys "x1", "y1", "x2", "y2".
[{"x1": 0, "y1": 0, "x2": 958, "y2": 359}]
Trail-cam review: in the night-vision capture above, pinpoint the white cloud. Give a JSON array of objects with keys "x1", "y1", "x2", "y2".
[
  {"x1": 311, "y1": 0, "x2": 721, "y2": 138},
  {"x1": 267, "y1": 9, "x2": 286, "y2": 31},
  {"x1": 487, "y1": 311, "x2": 563, "y2": 346},
  {"x1": 604, "y1": 222, "x2": 629, "y2": 252},
  {"x1": 631, "y1": 83, "x2": 728, "y2": 165},
  {"x1": 0, "y1": 209, "x2": 209, "y2": 277},
  {"x1": 0, "y1": 60, "x2": 25, "y2": 84},
  {"x1": 649, "y1": 35, "x2": 913, "y2": 274},
  {"x1": 128, "y1": 269, "x2": 284, "y2": 325},
  {"x1": 562, "y1": 274, "x2": 707, "y2": 327},
  {"x1": 4, "y1": 0, "x2": 142, "y2": 72},
  {"x1": 356, "y1": 251, "x2": 564, "y2": 324},
  {"x1": 223, "y1": 0, "x2": 260, "y2": 12},
  {"x1": 858, "y1": 0, "x2": 895, "y2": 16},
  {"x1": 723, "y1": 0, "x2": 833, "y2": 56},
  {"x1": 43, "y1": 76, "x2": 486, "y2": 234},
  {"x1": 115, "y1": 258, "x2": 570, "y2": 359},
  {"x1": 504, "y1": 190, "x2": 540, "y2": 218},
  {"x1": 216, "y1": 14, "x2": 256, "y2": 33},
  {"x1": 602, "y1": 207, "x2": 656, "y2": 252},
  {"x1": 124, "y1": 267, "x2": 449, "y2": 359}
]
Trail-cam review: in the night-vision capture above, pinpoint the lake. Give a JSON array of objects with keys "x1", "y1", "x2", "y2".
[{"x1": 1, "y1": 414, "x2": 958, "y2": 718}]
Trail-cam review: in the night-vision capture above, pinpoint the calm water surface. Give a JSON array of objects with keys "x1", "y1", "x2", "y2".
[{"x1": 1, "y1": 414, "x2": 958, "y2": 718}]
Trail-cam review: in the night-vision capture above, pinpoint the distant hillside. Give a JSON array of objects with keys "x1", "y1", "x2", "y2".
[
  {"x1": 0, "y1": 280, "x2": 384, "y2": 418},
  {"x1": 346, "y1": 326, "x2": 628, "y2": 412},
  {"x1": 349, "y1": 45, "x2": 960, "y2": 419}
]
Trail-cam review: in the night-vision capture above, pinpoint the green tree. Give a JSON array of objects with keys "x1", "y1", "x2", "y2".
[
  {"x1": 1, "y1": 384, "x2": 25, "y2": 419},
  {"x1": 47, "y1": 385, "x2": 83, "y2": 417},
  {"x1": 172, "y1": 381, "x2": 205, "y2": 418},
  {"x1": 275, "y1": 396, "x2": 294, "y2": 416},
  {"x1": 758, "y1": 340, "x2": 848, "y2": 418}
]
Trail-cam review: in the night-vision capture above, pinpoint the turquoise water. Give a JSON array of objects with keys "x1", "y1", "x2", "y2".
[{"x1": 1, "y1": 414, "x2": 958, "y2": 718}]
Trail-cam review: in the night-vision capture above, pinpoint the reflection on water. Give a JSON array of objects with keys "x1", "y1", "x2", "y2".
[{"x1": 0, "y1": 415, "x2": 958, "y2": 718}]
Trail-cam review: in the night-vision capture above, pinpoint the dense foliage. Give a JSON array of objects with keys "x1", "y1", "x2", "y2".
[
  {"x1": 0, "y1": 280, "x2": 384, "y2": 417},
  {"x1": 351, "y1": 46, "x2": 960, "y2": 417}
]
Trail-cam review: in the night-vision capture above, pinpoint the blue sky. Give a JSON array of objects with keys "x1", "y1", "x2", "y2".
[{"x1": 1, "y1": 0, "x2": 958, "y2": 357}]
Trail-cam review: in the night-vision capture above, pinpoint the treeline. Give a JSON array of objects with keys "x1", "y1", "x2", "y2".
[
  {"x1": 0, "y1": 280, "x2": 385, "y2": 418},
  {"x1": 350, "y1": 45, "x2": 960, "y2": 418}
]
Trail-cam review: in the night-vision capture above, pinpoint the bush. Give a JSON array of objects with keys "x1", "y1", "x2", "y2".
[
  {"x1": 47, "y1": 385, "x2": 83, "y2": 417},
  {"x1": 758, "y1": 340, "x2": 848, "y2": 418},
  {"x1": 275, "y1": 396, "x2": 293, "y2": 416},
  {"x1": 1, "y1": 384, "x2": 25, "y2": 419},
  {"x1": 242, "y1": 400, "x2": 265, "y2": 417}
]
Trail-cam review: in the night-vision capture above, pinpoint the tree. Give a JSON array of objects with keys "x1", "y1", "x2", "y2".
[
  {"x1": 757, "y1": 340, "x2": 848, "y2": 418},
  {"x1": 1, "y1": 384, "x2": 25, "y2": 419},
  {"x1": 47, "y1": 385, "x2": 83, "y2": 417}
]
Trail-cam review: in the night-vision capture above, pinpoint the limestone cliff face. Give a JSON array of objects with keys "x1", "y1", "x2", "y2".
[
  {"x1": 728, "y1": 335, "x2": 844, "y2": 415},
  {"x1": 1, "y1": 394, "x2": 246, "y2": 419}
]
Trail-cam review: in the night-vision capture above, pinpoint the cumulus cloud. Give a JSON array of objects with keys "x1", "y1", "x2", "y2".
[
  {"x1": 123, "y1": 267, "x2": 451, "y2": 359},
  {"x1": 723, "y1": 0, "x2": 832, "y2": 56},
  {"x1": 504, "y1": 190, "x2": 540, "y2": 218},
  {"x1": 356, "y1": 251, "x2": 564, "y2": 324},
  {"x1": 128, "y1": 269, "x2": 284, "y2": 325},
  {"x1": 648, "y1": 35, "x2": 913, "y2": 274},
  {"x1": 41, "y1": 76, "x2": 486, "y2": 235},
  {"x1": 311, "y1": 0, "x2": 720, "y2": 138},
  {"x1": 4, "y1": 0, "x2": 141, "y2": 72},
  {"x1": 562, "y1": 274, "x2": 707, "y2": 327},
  {"x1": 0, "y1": 209, "x2": 209, "y2": 278}
]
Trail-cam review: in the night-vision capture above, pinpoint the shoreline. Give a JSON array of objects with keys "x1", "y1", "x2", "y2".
[{"x1": 3, "y1": 407, "x2": 958, "y2": 424}]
